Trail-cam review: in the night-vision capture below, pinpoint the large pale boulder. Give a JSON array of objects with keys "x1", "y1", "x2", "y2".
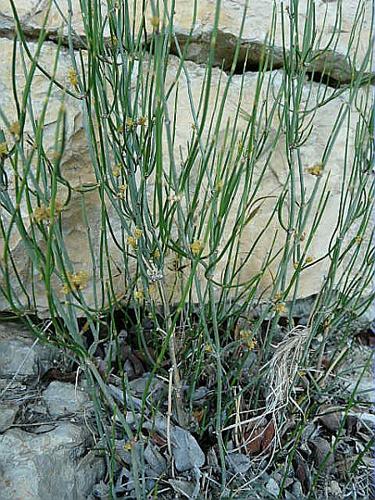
[
  {"x1": 0, "y1": 1, "x2": 372, "y2": 81},
  {"x1": 0, "y1": 1, "x2": 372, "y2": 314}
]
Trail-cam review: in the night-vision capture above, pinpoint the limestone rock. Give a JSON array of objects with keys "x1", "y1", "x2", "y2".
[
  {"x1": 0, "y1": 37, "x2": 95, "y2": 313},
  {"x1": 0, "y1": 422, "x2": 104, "y2": 499},
  {"x1": 0, "y1": 33, "x2": 371, "y2": 313},
  {"x1": 343, "y1": 345, "x2": 374, "y2": 403},
  {"x1": 0, "y1": 322, "x2": 60, "y2": 379},
  {"x1": 146, "y1": 415, "x2": 205, "y2": 472},
  {"x1": 169, "y1": 478, "x2": 197, "y2": 498},
  {"x1": 172, "y1": 425, "x2": 205, "y2": 472},
  {"x1": 266, "y1": 477, "x2": 281, "y2": 498},
  {"x1": 171, "y1": 1, "x2": 372, "y2": 79},
  {"x1": 227, "y1": 452, "x2": 251, "y2": 474},
  {"x1": 0, "y1": 403, "x2": 18, "y2": 432},
  {"x1": 43, "y1": 381, "x2": 92, "y2": 417},
  {"x1": 0, "y1": 1, "x2": 372, "y2": 81},
  {"x1": 353, "y1": 412, "x2": 375, "y2": 430},
  {"x1": 144, "y1": 442, "x2": 167, "y2": 475},
  {"x1": 0, "y1": 0, "x2": 372, "y2": 316}
]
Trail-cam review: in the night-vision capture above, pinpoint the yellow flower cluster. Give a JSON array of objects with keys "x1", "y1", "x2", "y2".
[
  {"x1": 61, "y1": 270, "x2": 89, "y2": 295},
  {"x1": 112, "y1": 164, "x2": 122, "y2": 177},
  {"x1": 306, "y1": 162, "x2": 323, "y2": 177},
  {"x1": 123, "y1": 438, "x2": 137, "y2": 451},
  {"x1": 33, "y1": 200, "x2": 63, "y2": 223},
  {"x1": 148, "y1": 283, "x2": 158, "y2": 299},
  {"x1": 0, "y1": 142, "x2": 8, "y2": 158},
  {"x1": 190, "y1": 240, "x2": 203, "y2": 256},
  {"x1": 123, "y1": 116, "x2": 147, "y2": 130},
  {"x1": 127, "y1": 236, "x2": 137, "y2": 249},
  {"x1": 33, "y1": 206, "x2": 49, "y2": 223},
  {"x1": 150, "y1": 16, "x2": 160, "y2": 29},
  {"x1": 117, "y1": 183, "x2": 127, "y2": 199},
  {"x1": 67, "y1": 68, "x2": 79, "y2": 88},
  {"x1": 9, "y1": 121, "x2": 20, "y2": 137},
  {"x1": 274, "y1": 302, "x2": 286, "y2": 314},
  {"x1": 153, "y1": 248, "x2": 161, "y2": 259},
  {"x1": 240, "y1": 329, "x2": 257, "y2": 351},
  {"x1": 127, "y1": 227, "x2": 143, "y2": 249},
  {"x1": 274, "y1": 291, "x2": 283, "y2": 302},
  {"x1": 168, "y1": 192, "x2": 182, "y2": 203},
  {"x1": 134, "y1": 290, "x2": 144, "y2": 301},
  {"x1": 123, "y1": 441, "x2": 133, "y2": 452},
  {"x1": 215, "y1": 179, "x2": 224, "y2": 192}
]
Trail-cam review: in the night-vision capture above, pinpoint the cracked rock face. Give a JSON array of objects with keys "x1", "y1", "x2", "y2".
[
  {"x1": 0, "y1": 1, "x2": 372, "y2": 80},
  {"x1": 0, "y1": 423, "x2": 104, "y2": 500},
  {"x1": 0, "y1": 3, "x2": 372, "y2": 313}
]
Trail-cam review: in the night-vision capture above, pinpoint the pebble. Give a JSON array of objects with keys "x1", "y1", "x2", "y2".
[{"x1": 266, "y1": 477, "x2": 280, "y2": 498}]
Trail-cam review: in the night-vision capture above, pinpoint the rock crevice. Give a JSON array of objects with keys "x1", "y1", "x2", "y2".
[{"x1": 0, "y1": 1, "x2": 373, "y2": 87}]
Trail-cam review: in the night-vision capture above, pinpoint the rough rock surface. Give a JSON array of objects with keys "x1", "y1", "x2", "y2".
[
  {"x1": 43, "y1": 380, "x2": 93, "y2": 417},
  {"x1": 0, "y1": 323, "x2": 104, "y2": 498},
  {"x1": 0, "y1": 1, "x2": 372, "y2": 314},
  {"x1": 0, "y1": 422, "x2": 104, "y2": 500},
  {"x1": 0, "y1": 35, "x2": 371, "y2": 312},
  {"x1": 0, "y1": 404, "x2": 18, "y2": 432},
  {"x1": 146, "y1": 415, "x2": 205, "y2": 472},
  {"x1": 0, "y1": 1, "x2": 372, "y2": 78},
  {"x1": 0, "y1": 322, "x2": 60, "y2": 379}
]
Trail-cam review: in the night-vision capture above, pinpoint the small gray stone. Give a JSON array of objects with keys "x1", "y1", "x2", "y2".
[
  {"x1": 265, "y1": 477, "x2": 280, "y2": 497},
  {"x1": 0, "y1": 333, "x2": 60, "y2": 380},
  {"x1": 0, "y1": 404, "x2": 18, "y2": 432},
  {"x1": 330, "y1": 480, "x2": 342, "y2": 497},
  {"x1": 144, "y1": 465, "x2": 157, "y2": 490},
  {"x1": 207, "y1": 447, "x2": 219, "y2": 468},
  {"x1": 108, "y1": 384, "x2": 143, "y2": 411},
  {"x1": 301, "y1": 422, "x2": 317, "y2": 442},
  {"x1": 144, "y1": 442, "x2": 167, "y2": 475},
  {"x1": 43, "y1": 381, "x2": 91, "y2": 417},
  {"x1": 91, "y1": 480, "x2": 110, "y2": 499},
  {"x1": 227, "y1": 452, "x2": 251, "y2": 474},
  {"x1": 191, "y1": 386, "x2": 210, "y2": 402},
  {"x1": 284, "y1": 492, "x2": 297, "y2": 500},
  {"x1": 129, "y1": 375, "x2": 165, "y2": 401},
  {"x1": 145, "y1": 416, "x2": 205, "y2": 472},
  {"x1": 352, "y1": 378, "x2": 375, "y2": 402},
  {"x1": 272, "y1": 471, "x2": 294, "y2": 488},
  {"x1": 318, "y1": 411, "x2": 342, "y2": 433},
  {"x1": 355, "y1": 412, "x2": 375, "y2": 429},
  {"x1": 309, "y1": 437, "x2": 334, "y2": 468},
  {"x1": 0, "y1": 423, "x2": 104, "y2": 499},
  {"x1": 0, "y1": 378, "x2": 27, "y2": 395},
  {"x1": 169, "y1": 479, "x2": 196, "y2": 498},
  {"x1": 292, "y1": 480, "x2": 304, "y2": 497},
  {"x1": 272, "y1": 471, "x2": 282, "y2": 482},
  {"x1": 171, "y1": 426, "x2": 205, "y2": 472}
]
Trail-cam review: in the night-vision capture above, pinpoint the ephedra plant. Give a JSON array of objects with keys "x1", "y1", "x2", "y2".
[{"x1": 0, "y1": 0, "x2": 373, "y2": 496}]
